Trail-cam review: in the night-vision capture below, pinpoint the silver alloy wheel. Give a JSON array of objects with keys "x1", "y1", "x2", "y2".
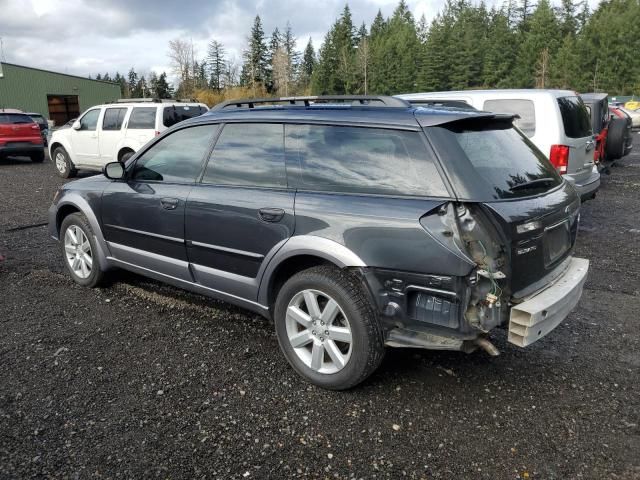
[
  {"x1": 285, "y1": 289, "x2": 353, "y2": 374},
  {"x1": 55, "y1": 152, "x2": 66, "y2": 173},
  {"x1": 64, "y1": 225, "x2": 93, "y2": 279}
]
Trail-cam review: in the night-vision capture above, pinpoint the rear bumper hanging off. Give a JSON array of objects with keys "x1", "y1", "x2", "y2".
[{"x1": 508, "y1": 257, "x2": 589, "y2": 347}]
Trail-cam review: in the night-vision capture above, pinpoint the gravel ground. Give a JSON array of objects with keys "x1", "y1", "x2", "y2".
[{"x1": 1, "y1": 142, "x2": 639, "y2": 480}]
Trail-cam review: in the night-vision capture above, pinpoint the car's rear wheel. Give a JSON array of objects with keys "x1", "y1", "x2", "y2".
[
  {"x1": 30, "y1": 150, "x2": 45, "y2": 163},
  {"x1": 274, "y1": 266, "x2": 385, "y2": 390},
  {"x1": 60, "y1": 213, "x2": 105, "y2": 287},
  {"x1": 53, "y1": 147, "x2": 77, "y2": 178}
]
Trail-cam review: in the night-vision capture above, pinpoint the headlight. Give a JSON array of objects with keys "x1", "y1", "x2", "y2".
[{"x1": 52, "y1": 188, "x2": 62, "y2": 203}]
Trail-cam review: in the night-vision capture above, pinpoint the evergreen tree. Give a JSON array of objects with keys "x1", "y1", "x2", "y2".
[
  {"x1": 512, "y1": 0, "x2": 561, "y2": 87},
  {"x1": 283, "y1": 22, "x2": 300, "y2": 87},
  {"x1": 127, "y1": 68, "x2": 138, "y2": 97},
  {"x1": 558, "y1": 0, "x2": 578, "y2": 37},
  {"x1": 241, "y1": 15, "x2": 269, "y2": 93},
  {"x1": 299, "y1": 38, "x2": 316, "y2": 88},
  {"x1": 312, "y1": 5, "x2": 357, "y2": 94},
  {"x1": 156, "y1": 72, "x2": 173, "y2": 98},
  {"x1": 207, "y1": 40, "x2": 226, "y2": 90},
  {"x1": 103, "y1": 72, "x2": 111, "y2": 82},
  {"x1": 483, "y1": 8, "x2": 517, "y2": 87}
]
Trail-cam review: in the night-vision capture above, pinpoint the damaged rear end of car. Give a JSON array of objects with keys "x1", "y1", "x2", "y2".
[{"x1": 375, "y1": 109, "x2": 589, "y2": 354}]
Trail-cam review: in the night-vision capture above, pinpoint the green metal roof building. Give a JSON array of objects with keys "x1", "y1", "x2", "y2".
[{"x1": 0, "y1": 62, "x2": 121, "y2": 126}]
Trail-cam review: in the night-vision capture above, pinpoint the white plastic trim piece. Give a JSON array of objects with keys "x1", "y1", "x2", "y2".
[{"x1": 508, "y1": 257, "x2": 589, "y2": 347}]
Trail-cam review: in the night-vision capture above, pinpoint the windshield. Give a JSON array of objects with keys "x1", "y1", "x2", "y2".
[
  {"x1": 428, "y1": 119, "x2": 562, "y2": 200},
  {"x1": 163, "y1": 105, "x2": 207, "y2": 128}
]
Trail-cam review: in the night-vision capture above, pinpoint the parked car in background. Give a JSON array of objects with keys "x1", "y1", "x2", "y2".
[
  {"x1": 618, "y1": 107, "x2": 640, "y2": 129},
  {"x1": 0, "y1": 111, "x2": 44, "y2": 162},
  {"x1": 580, "y1": 93, "x2": 609, "y2": 164},
  {"x1": 397, "y1": 90, "x2": 600, "y2": 201},
  {"x1": 607, "y1": 106, "x2": 634, "y2": 161},
  {"x1": 49, "y1": 99, "x2": 208, "y2": 178},
  {"x1": 26, "y1": 112, "x2": 50, "y2": 146},
  {"x1": 49, "y1": 95, "x2": 589, "y2": 389},
  {"x1": 624, "y1": 100, "x2": 640, "y2": 110}
]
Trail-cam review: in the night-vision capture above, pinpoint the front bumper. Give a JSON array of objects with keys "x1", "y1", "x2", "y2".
[{"x1": 508, "y1": 257, "x2": 589, "y2": 347}]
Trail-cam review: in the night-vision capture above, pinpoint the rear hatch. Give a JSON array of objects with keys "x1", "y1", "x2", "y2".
[
  {"x1": 0, "y1": 113, "x2": 43, "y2": 145},
  {"x1": 556, "y1": 96, "x2": 595, "y2": 182},
  {"x1": 425, "y1": 116, "x2": 580, "y2": 297}
]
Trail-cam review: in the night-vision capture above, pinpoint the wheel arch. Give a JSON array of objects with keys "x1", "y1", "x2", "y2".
[
  {"x1": 54, "y1": 195, "x2": 111, "y2": 271},
  {"x1": 257, "y1": 236, "x2": 366, "y2": 310}
]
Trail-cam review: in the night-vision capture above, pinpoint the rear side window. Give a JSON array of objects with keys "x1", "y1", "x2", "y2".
[
  {"x1": 128, "y1": 107, "x2": 157, "y2": 129},
  {"x1": 483, "y1": 99, "x2": 536, "y2": 137},
  {"x1": 203, "y1": 123, "x2": 286, "y2": 188},
  {"x1": 0, "y1": 113, "x2": 33, "y2": 124},
  {"x1": 132, "y1": 125, "x2": 216, "y2": 182},
  {"x1": 557, "y1": 96, "x2": 592, "y2": 138},
  {"x1": 102, "y1": 108, "x2": 127, "y2": 131},
  {"x1": 428, "y1": 120, "x2": 562, "y2": 200},
  {"x1": 285, "y1": 125, "x2": 448, "y2": 197},
  {"x1": 163, "y1": 105, "x2": 208, "y2": 128}
]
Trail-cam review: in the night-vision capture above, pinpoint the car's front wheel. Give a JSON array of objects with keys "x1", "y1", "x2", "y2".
[
  {"x1": 274, "y1": 266, "x2": 385, "y2": 390},
  {"x1": 53, "y1": 147, "x2": 77, "y2": 178},
  {"x1": 60, "y1": 213, "x2": 105, "y2": 287}
]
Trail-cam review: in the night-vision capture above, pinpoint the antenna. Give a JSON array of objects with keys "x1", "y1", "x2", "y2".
[{"x1": 0, "y1": 37, "x2": 5, "y2": 78}]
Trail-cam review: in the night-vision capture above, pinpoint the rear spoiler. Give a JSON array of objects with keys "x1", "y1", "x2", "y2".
[{"x1": 414, "y1": 109, "x2": 520, "y2": 128}]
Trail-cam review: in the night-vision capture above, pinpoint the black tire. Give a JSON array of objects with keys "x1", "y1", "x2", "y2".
[
  {"x1": 52, "y1": 146, "x2": 77, "y2": 178},
  {"x1": 120, "y1": 150, "x2": 134, "y2": 164},
  {"x1": 605, "y1": 117, "x2": 627, "y2": 160},
  {"x1": 274, "y1": 266, "x2": 385, "y2": 390},
  {"x1": 30, "y1": 150, "x2": 45, "y2": 163},
  {"x1": 59, "y1": 213, "x2": 106, "y2": 288}
]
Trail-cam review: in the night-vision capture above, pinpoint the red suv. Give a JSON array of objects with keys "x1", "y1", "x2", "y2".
[{"x1": 0, "y1": 111, "x2": 45, "y2": 162}]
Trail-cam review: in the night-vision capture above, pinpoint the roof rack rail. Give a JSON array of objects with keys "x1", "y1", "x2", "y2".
[
  {"x1": 211, "y1": 95, "x2": 410, "y2": 111},
  {"x1": 114, "y1": 98, "x2": 162, "y2": 103}
]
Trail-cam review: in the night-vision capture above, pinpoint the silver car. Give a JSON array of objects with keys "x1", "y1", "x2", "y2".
[{"x1": 397, "y1": 89, "x2": 600, "y2": 201}]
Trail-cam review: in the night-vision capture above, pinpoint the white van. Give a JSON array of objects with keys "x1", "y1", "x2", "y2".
[
  {"x1": 397, "y1": 90, "x2": 600, "y2": 201},
  {"x1": 49, "y1": 99, "x2": 209, "y2": 178}
]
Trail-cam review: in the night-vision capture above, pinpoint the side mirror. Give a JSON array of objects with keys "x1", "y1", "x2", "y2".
[
  {"x1": 103, "y1": 161, "x2": 125, "y2": 180},
  {"x1": 72, "y1": 120, "x2": 81, "y2": 130}
]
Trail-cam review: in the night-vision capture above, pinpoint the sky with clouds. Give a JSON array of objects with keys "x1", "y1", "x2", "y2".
[{"x1": 0, "y1": 0, "x2": 601, "y2": 83}]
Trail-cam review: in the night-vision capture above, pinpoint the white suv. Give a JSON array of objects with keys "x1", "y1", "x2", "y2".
[
  {"x1": 397, "y1": 90, "x2": 601, "y2": 201},
  {"x1": 49, "y1": 100, "x2": 208, "y2": 178}
]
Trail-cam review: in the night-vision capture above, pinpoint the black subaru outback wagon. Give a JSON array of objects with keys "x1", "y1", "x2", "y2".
[{"x1": 49, "y1": 96, "x2": 589, "y2": 390}]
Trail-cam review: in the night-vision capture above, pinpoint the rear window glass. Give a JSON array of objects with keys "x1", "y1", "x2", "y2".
[
  {"x1": 428, "y1": 120, "x2": 562, "y2": 200},
  {"x1": 0, "y1": 114, "x2": 33, "y2": 124},
  {"x1": 286, "y1": 125, "x2": 448, "y2": 197},
  {"x1": 483, "y1": 99, "x2": 536, "y2": 137},
  {"x1": 557, "y1": 96, "x2": 592, "y2": 138},
  {"x1": 128, "y1": 107, "x2": 157, "y2": 129},
  {"x1": 163, "y1": 105, "x2": 207, "y2": 128}
]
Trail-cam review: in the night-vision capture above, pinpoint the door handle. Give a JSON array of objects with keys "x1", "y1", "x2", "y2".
[
  {"x1": 160, "y1": 197, "x2": 179, "y2": 210},
  {"x1": 258, "y1": 207, "x2": 285, "y2": 223}
]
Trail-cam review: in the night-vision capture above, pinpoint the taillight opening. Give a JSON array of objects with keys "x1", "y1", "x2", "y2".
[{"x1": 549, "y1": 145, "x2": 569, "y2": 175}]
